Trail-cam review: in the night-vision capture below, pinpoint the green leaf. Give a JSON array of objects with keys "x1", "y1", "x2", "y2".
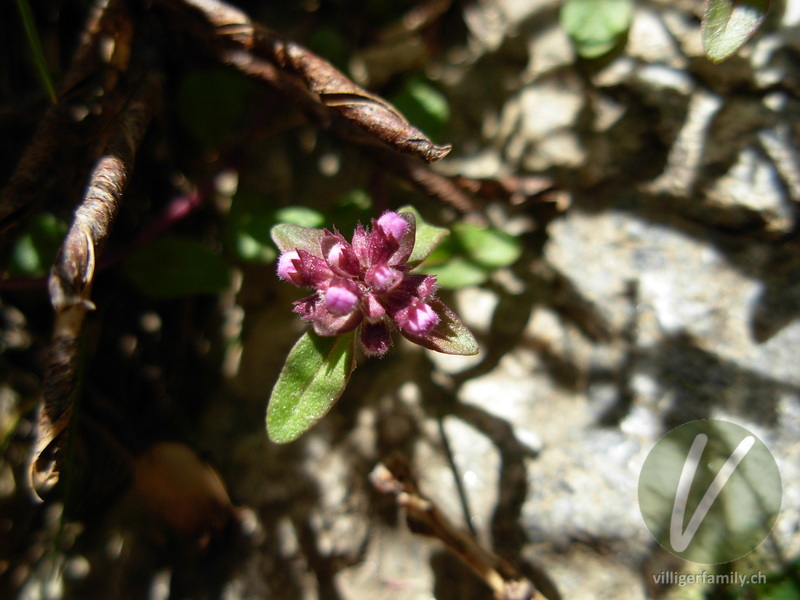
[
  {"x1": 399, "y1": 300, "x2": 479, "y2": 355},
  {"x1": 270, "y1": 224, "x2": 327, "y2": 255},
  {"x1": 274, "y1": 206, "x2": 326, "y2": 229},
  {"x1": 398, "y1": 205, "x2": 449, "y2": 267},
  {"x1": 423, "y1": 256, "x2": 490, "y2": 289},
  {"x1": 227, "y1": 211, "x2": 278, "y2": 263},
  {"x1": 177, "y1": 68, "x2": 255, "y2": 147},
  {"x1": 124, "y1": 235, "x2": 233, "y2": 298},
  {"x1": 702, "y1": 0, "x2": 769, "y2": 63},
  {"x1": 8, "y1": 212, "x2": 67, "y2": 277},
  {"x1": 329, "y1": 188, "x2": 373, "y2": 232},
  {"x1": 337, "y1": 188, "x2": 372, "y2": 211},
  {"x1": 561, "y1": 0, "x2": 634, "y2": 58},
  {"x1": 453, "y1": 223, "x2": 522, "y2": 269},
  {"x1": 389, "y1": 76, "x2": 450, "y2": 141},
  {"x1": 267, "y1": 330, "x2": 357, "y2": 443},
  {"x1": 416, "y1": 223, "x2": 521, "y2": 289},
  {"x1": 225, "y1": 194, "x2": 325, "y2": 264}
]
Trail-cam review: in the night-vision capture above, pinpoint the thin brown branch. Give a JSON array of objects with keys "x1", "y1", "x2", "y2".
[
  {"x1": 370, "y1": 455, "x2": 545, "y2": 600},
  {"x1": 370, "y1": 144, "x2": 482, "y2": 213},
  {"x1": 367, "y1": 148, "x2": 568, "y2": 214},
  {"x1": 31, "y1": 72, "x2": 162, "y2": 495},
  {"x1": 152, "y1": 0, "x2": 451, "y2": 163}
]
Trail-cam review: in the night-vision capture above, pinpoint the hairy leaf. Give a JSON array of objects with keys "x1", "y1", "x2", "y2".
[
  {"x1": 267, "y1": 330, "x2": 357, "y2": 443},
  {"x1": 271, "y1": 223, "x2": 327, "y2": 255},
  {"x1": 702, "y1": 0, "x2": 769, "y2": 63}
]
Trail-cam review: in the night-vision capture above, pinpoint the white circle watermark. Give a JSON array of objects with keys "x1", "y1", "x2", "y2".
[{"x1": 638, "y1": 419, "x2": 782, "y2": 564}]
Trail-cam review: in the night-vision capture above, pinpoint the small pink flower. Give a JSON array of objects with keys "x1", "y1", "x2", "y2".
[
  {"x1": 277, "y1": 250, "x2": 302, "y2": 284},
  {"x1": 274, "y1": 211, "x2": 470, "y2": 357}
]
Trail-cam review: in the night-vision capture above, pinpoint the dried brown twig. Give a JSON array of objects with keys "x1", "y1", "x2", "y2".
[
  {"x1": 153, "y1": 0, "x2": 451, "y2": 164},
  {"x1": 32, "y1": 72, "x2": 163, "y2": 494},
  {"x1": 370, "y1": 455, "x2": 545, "y2": 600}
]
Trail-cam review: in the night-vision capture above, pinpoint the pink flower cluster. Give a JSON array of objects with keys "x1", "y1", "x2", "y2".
[{"x1": 277, "y1": 212, "x2": 440, "y2": 356}]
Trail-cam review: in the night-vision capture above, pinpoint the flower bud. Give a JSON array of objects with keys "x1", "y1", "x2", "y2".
[
  {"x1": 366, "y1": 264, "x2": 402, "y2": 292},
  {"x1": 377, "y1": 212, "x2": 409, "y2": 241},
  {"x1": 325, "y1": 280, "x2": 361, "y2": 315},
  {"x1": 397, "y1": 300, "x2": 439, "y2": 335},
  {"x1": 326, "y1": 241, "x2": 360, "y2": 277},
  {"x1": 277, "y1": 251, "x2": 303, "y2": 285}
]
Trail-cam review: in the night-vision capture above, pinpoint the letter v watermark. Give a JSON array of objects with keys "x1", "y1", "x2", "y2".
[{"x1": 669, "y1": 433, "x2": 755, "y2": 552}]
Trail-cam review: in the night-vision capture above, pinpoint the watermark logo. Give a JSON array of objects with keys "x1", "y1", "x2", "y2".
[
  {"x1": 652, "y1": 570, "x2": 766, "y2": 587},
  {"x1": 638, "y1": 420, "x2": 782, "y2": 564}
]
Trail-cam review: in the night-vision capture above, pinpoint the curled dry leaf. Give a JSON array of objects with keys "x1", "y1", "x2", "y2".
[
  {"x1": 133, "y1": 442, "x2": 234, "y2": 547},
  {"x1": 253, "y1": 28, "x2": 452, "y2": 163}
]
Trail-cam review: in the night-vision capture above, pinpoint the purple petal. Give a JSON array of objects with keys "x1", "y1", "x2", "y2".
[
  {"x1": 295, "y1": 293, "x2": 363, "y2": 336},
  {"x1": 351, "y1": 223, "x2": 370, "y2": 267},
  {"x1": 325, "y1": 279, "x2": 362, "y2": 315},
  {"x1": 389, "y1": 212, "x2": 417, "y2": 266},
  {"x1": 292, "y1": 294, "x2": 318, "y2": 319},
  {"x1": 321, "y1": 234, "x2": 361, "y2": 278},
  {"x1": 363, "y1": 293, "x2": 386, "y2": 320},
  {"x1": 367, "y1": 220, "x2": 400, "y2": 266},
  {"x1": 398, "y1": 273, "x2": 438, "y2": 300},
  {"x1": 392, "y1": 298, "x2": 439, "y2": 336},
  {"x1": 361, "y1": 320, "x2": 392, "y2": 357},
  {"x1": 297, "y1": 249, "x2": 334, "y2": 288}
]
